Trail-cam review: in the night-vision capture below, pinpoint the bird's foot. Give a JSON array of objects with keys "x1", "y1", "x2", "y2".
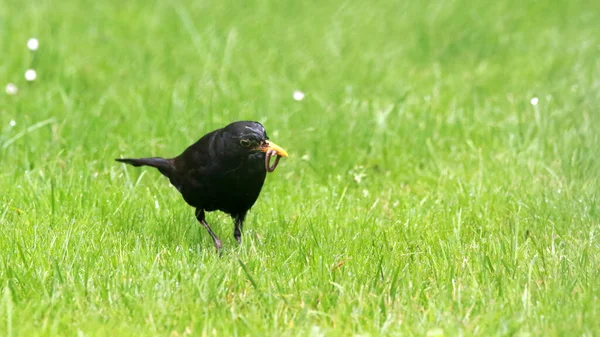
[
  {"x1": 214, "y1": 239, "x2": 223, "y2": 253},
  {"x1": 235, "y1": 235, "x2": 242, "y2": 245}
]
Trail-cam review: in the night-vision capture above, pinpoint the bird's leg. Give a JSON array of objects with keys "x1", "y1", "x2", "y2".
[
  {"x1": 195, "y1": 209, "x2": 222, "y2": 252},
  {"x1": 234, "y1": 213, "x2": 247, "y2": 244}
]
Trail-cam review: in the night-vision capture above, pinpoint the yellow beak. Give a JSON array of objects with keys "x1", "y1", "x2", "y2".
[{"x1": 260, "y1": 140, "x2": 289, "y2": 157}]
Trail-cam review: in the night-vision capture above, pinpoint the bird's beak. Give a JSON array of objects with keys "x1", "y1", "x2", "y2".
[{"x1": 260, "y1": 140, "x2": 289, "y2": 157}]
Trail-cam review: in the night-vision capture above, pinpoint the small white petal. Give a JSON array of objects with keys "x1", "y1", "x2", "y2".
[
  {"x1": 25, "y1": 69, "x2": 37, "y2": 81},
  {"x1": 5, "y1": 83, "x2": 18, "y2": 95},
  {"x1": 293, "y1": 90, "x2": 305, "y2": 101},
  {"x1": 530, "y1": 97, "x2": 539, "y2": 106},
  {"x1": 27, "y1": 38, "x2": 39, "y2": 51},
  {"x1": 9, "y1": 120, "x2": 17, "y2": 127}
]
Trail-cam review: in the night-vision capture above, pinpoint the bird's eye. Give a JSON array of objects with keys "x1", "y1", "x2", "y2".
[{"x1": 240, "y1": 139, "x2": 251, "y2": 147}]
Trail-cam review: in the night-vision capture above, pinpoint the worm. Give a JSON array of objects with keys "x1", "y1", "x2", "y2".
[{"x1": 265, "y1": 150, "x2": 282, "y2": 173}]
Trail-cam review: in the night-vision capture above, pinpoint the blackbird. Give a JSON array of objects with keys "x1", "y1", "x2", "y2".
[{"x1": 115, "y1": 121, "x2": 288, "y2": 252}]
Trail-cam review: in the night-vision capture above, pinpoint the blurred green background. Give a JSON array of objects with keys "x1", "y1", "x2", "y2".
[{"x1": 1, "y1": 0, "x2": 599, "y2": 335}]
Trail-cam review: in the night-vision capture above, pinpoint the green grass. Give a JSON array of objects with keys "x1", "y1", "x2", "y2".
[{"x1": 1, "y1": 0, "x2": 599, "y2": 335}]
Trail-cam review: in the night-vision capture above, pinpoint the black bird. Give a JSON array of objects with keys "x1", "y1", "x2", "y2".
[{"x1": 116, "y1": 121, "x2": 288, "y2": 252}]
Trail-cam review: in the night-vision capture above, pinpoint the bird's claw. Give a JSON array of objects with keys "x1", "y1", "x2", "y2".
[{"x1": 214, "y1": 239, "x2": 223, "y2": 253}]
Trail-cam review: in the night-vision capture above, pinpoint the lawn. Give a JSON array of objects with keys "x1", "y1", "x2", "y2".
[{"x1": 1, "y1": 0, "x2": 599, "y2": 335}]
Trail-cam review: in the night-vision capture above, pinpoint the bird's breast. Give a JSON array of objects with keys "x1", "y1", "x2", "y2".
[{"x1": 180, "y1": 155, "x2": 267, "y2": 214}]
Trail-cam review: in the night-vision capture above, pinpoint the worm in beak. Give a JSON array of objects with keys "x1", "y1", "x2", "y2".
[
  {"x1": 265, "y1": 150, "x2": 282, "y2": 172},
  {"x1": 260, "y1": 141, "x2": 288, "y2": 173}
]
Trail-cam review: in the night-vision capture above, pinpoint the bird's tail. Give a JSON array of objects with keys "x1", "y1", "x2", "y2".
[{"x1": 115, "y1": 157, "x2": 175, "y2": 177}]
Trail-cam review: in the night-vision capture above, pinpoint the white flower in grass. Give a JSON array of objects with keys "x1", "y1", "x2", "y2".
[
  {"x1": 293, "y1": 90, "x2": 305, "y2": 101},
  {"x1": 530, "y1": 97, "x2": 539, "y2": 106},
  {"x1": 5, "y1": 83, "x2": 18, "y2": 95},
  {"x1": 9, "y1": 120, "x2": 17, "y2": 127},
  {"x1": 27, "y1": 38, "x2": 39, "y2": 51},
  {"x1": 25, "y1": 69, "x2": 37, "y2": 81}
]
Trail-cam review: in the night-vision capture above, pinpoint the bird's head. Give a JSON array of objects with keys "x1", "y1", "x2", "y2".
[{"x1": 222, "y1": 121, "x2": 288, "y2": 172}]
